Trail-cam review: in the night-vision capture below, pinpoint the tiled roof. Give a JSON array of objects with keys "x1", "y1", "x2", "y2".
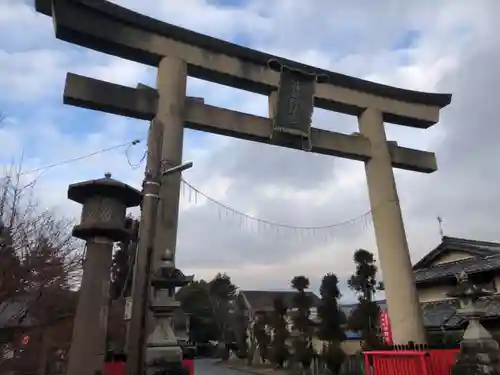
[
  {"x1": 414, "y1": 254, "x2": 500, "y2": 283},
  {"x1": 0, "y1": 290, "x2": 78, "y2": 330},
  {"x1": 420, "y1": 300, "x2": 461, "y2": 328},
  {"x1": 413, "y1": 236, "x2": 500, "y2": 270},
  {"x1": 340, "y1": 295, "x2": 500, "y2": 330},
  {"x1": 420, "y1": 296, "x2": 500, "y2": 328},
  {"x1": 240, "y1": 290, "x2": 321, "y2": 311},
  {"x1": 340, "y1": 300, "x2": 387, "y2": 318},
  {"x1": 0, "y1": 298, "x2": 34, "y2": 329}
]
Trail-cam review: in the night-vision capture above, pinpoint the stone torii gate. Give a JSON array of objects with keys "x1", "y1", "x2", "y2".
[{"x1": 36, "y1": 0, "x2": 451, "y2": 363}]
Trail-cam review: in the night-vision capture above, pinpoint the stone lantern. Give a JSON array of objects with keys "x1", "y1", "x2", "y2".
[
  {"x1": 447, "y1": 271, "x2": 500, "y2": 375},
  {"x1": 66, "y1": 173, "x2": 141, "y2": 375},
  {"x1": 146, "y1": 248, "x2": 193, "y2": 375}
]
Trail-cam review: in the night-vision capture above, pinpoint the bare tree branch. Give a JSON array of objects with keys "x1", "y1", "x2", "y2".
[{"x1": 0, "y1": 160, "x2": 84, "y2": 316}]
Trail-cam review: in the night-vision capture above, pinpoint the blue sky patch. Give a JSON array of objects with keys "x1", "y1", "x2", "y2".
[
  {"x1": 393, "y1": 29, "x2": 420, "y2": 50},
  {"x1": 206, "y1": 0, "x2": 248, "y2": 8}
]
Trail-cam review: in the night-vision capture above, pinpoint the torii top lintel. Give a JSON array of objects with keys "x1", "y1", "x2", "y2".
[{"x1": 36, "y1": 0, "x2": 451, "y2": 129}]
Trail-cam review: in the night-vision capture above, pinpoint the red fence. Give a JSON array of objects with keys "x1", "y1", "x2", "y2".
[
  {"x1": 364, "y1": 349, "x2": 459, "y2": 375},
  {"x1": 103, "y1": 360, "x2": 194, "y2": 375},
  {"x1": 183, "y1": 359, "x2": 194, "y2": 375},
  {"x1": 103, "y1": 361, "x2": 125, "y2": 375},
  {"x1": 426, "y1": 349, "x2": 459, "y2": 375}
]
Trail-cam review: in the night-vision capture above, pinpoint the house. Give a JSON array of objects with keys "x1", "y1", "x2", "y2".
[
  {"x1": 341, "y1": 236, "x2": 500, "y2": 344},
  {"x1": 412, "y1": 236, "x2": 500, "y2": 337},
  {"x1": 234, "y1": 290, "x2": 342, "y2": 358},
  {"x1": 0, "y1": 292, "x2": 76, "y2": 375},
  {"x1": 237, "y1": 290, "x2": 321, "y2": 319},
  {"x1": 231, "y1": 236, "x2": 500, "y2": 356},
  {"x1": 236, "y1": 290, "x2": 322, "y2": 335}
]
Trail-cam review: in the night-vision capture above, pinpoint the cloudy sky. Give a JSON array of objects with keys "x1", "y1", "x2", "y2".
[{"x1": 1, "y1": 0, "x2": 499, "y2": 302}]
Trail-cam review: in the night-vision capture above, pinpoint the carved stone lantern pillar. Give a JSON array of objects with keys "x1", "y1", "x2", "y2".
[
  {"x1": 447, "y1": 271, "x2": 500, "y2": 375},
  {"x1": 66, "y1": 173, "x2": 141, "y2": 375},
  {"x1": 146, "y1": 249, "x2": 193, "y2": 375}
]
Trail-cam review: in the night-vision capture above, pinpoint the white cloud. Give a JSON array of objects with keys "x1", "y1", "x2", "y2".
[{"x1": 1, "y1": 0, "x2": 499, "y2": 302}]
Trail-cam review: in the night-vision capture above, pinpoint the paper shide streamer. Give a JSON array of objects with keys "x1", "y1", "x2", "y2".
[
  {"x1": 179, "y1": 178, "x2": 374, "y2": 242},
  {"x1": 122, "y1": 141, "x2": 375, "y2": 242}
]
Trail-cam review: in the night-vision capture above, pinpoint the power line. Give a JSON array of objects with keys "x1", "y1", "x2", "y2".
[
  {"x1": 125, "y1": 143, "x2": 147, "y2": 170},
  {"x1": 1, "y1": 139, "x2": 142, "y2": 181},
  {"x1": 2, "y1": 138, "x2": 375, "y2": 235},
  {"x1": 22, "y1": 139, "x2": 142, "y2": 176}
]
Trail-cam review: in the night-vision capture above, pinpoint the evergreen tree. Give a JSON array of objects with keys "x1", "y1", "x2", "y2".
[
  {"x1": 108, "y1": 219, "x2": 138, "y2": 350},
  {"x1": 270, "y1": 296, "x2": 289, "y2": 368},
  {"x1": 291, "y1": 275, "x2": 314, "y2": 370},
  {"x1": 234, "y1": 295, "x2": 249, "y2": 358},
  {"x1": 253, "y1": 312, "x2": 270, "y2": 363},
  {"x1": 208, "y1": 273, "x2": 237, "y2": 359},
  {"x1": 318, "y1": 273, "x2": 346, "y2": 374},
  {"x1": 110, "y1": 241, "x2": 133, "y2": 300},
  {"x1": 176, "y1": 280, "x2": 219, "y2": 343},
  {"x1": 347, "y1": 249, "x2": 381, "y2": 348}
]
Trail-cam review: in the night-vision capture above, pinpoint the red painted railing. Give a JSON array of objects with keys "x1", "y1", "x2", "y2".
[
  {"x1": 103, "y1": 361, "x2": 125, "y2": 375},
  {"x1": 103, "y1": 359, "x2": 194, "y2": 375},
  {"x1": 364, "y1": 349, "x2": 459, "y2": 375},
  {"x1": 425, "y1": 349, "x2": 459, "y2": 375},
  {"x1": 183, "y1": 359, "x2": 194, "y2": 375},
  {"x1": 364, "y1": 351, "x2": 429, "y2": 375}
]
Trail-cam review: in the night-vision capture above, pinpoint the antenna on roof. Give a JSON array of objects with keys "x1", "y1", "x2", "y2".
[{"x1": 437, "y1": 216, "x2": 445, "y2": 238}]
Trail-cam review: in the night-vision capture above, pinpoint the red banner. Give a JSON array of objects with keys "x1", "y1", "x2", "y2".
[
  {"x1": 21, "y1": 335, "x2": 30, "y2": 345},
  {"x1": 379, "y1": 311, "x2": 393, "y2": 344}
]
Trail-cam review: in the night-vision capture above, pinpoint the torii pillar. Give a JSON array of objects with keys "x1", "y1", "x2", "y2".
[{"x1": 359, "y1": 108, "x2": 426, "y2": 344}]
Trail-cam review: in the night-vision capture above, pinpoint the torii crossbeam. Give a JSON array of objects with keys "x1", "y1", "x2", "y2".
[{"x1": 35, "y1": 0, "x2": 451, "y2": 373}]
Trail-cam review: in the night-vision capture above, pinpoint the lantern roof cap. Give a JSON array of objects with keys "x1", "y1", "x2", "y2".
[{"x1": 67, "y1": 173, "x2": 141, "y2": 207}]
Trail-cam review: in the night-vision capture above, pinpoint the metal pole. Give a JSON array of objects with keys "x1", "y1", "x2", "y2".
[
  {"x1": 125, "y1": 118, "x2": 163, "y2": 375},
  {"x1": 162, "y1": 162, "x2": 193, "y2": 176}
]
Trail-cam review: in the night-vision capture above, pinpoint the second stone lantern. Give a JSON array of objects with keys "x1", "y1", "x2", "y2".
[{"x1": 66, "y1": 173, "x2": 141, "y2": 375}]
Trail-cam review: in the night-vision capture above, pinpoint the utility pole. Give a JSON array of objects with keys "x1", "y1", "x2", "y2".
[
  {"x1": 125, "y1": 118, "x2": 163, "y2": 375},
  {"x1": 125, "y1": 114, "x2": 193, "y2": 375},
  {"x1": 145, "y1": 56, "x2": 187, "y2": 373}
]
